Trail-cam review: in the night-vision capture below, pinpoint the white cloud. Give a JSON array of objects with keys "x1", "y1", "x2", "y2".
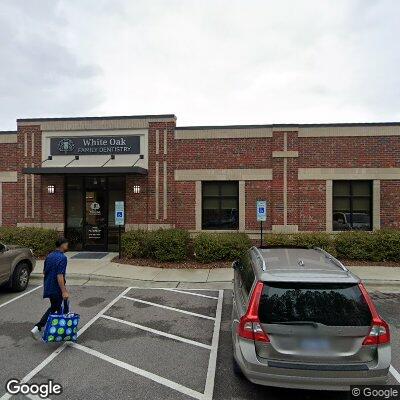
[{"x1": 0, "y1": 0, "x2": 399, "y2": 129}]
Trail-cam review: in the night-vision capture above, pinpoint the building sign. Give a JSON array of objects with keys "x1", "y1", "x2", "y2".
[
  {"x1": 50, "y1": 136, "x2": 140, "y2": 156},
  {"x1": 256, "y1": 200, "x2": 267, "y2": 222}
]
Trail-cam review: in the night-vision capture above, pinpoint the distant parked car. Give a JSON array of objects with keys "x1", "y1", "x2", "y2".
[
  {"x1": 232, "y1": 246, "x2": 390, "y2": 391},
  {"x1": 333, "y1": 212, "x2": 371, "y2": 231},
  {"x1": 0, "y1": 243, "x2": 36, "y2": 291}
]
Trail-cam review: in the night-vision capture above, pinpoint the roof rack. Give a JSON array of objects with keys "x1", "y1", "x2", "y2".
[
  {"x1": 314, "y1": 247, "x2": 349, "y2": 272},
  {"x1": 250, "y1": 246, "x2": 266, "y2": 271}
]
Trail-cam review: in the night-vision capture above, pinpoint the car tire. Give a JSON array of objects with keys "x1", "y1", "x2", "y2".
[
  {"x1": 232, "y1": 356, "x2": 244, "y2": 378},
  {"x1": 11, "y1": 262, "x2": 30, "y2": 292}
]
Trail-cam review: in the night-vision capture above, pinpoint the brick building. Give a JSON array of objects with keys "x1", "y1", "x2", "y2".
[{"x1": 0, "y1": 114, "x2": 399, "y2": 251}]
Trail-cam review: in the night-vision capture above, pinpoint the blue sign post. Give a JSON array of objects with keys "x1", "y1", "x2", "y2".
[
  {"x1": 256, "y1": 200, "x2": 267, "y2": 247},
  {"x1": 115, "y1": 201, "x2": 124, "y2": 258}
]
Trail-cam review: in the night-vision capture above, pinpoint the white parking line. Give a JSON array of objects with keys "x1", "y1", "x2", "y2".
[
  {"x1": 161, "y1": 288, "x2": 219, "y2": 300},
  {"x1": 390, "y1": 365, "x2": 400, "y2": 383},
  {"x1": 0, "y1": 287, "x2": 132, "y2": 400},
  {"x1": 71, "y1": 342, "x2": 205, "y2": 400},
  {"x1": 122, "y1": 295, "x2": 216, "y2": 320},
  {"x1": 101, "y1": 314, "x2": 212, "y2": 350},
  {"x1": 0, "y1": 285, "x2": 42, "y2": 309},
  {"x1": 204, "y1": 290, "x2": 223, "y2": 400}
]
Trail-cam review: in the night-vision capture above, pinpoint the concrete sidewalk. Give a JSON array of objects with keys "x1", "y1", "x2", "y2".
[{"x1": 31, "y1": 252, "x2": 400, "y2": 289}]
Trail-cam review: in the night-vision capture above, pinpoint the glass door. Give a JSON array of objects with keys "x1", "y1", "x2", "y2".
[
  {"x1": 84, "y1": 177, "x2": 107, "y2": 251},
  {"x1": 65, "y1": 176, "x2": 125, "y2": 251}
]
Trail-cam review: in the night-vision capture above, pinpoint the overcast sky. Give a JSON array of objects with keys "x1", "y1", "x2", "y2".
[{"x1": 0, "y1": 0, "x2": 399, "y2": 130}]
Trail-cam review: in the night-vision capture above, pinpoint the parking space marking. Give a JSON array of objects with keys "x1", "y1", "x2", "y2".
[
  {"x1": 204, "y1": 290, "x2": 223, "y2": 400},
  {"x1": 0, "y1": 287, "x2": 132, "y2": 400},
  {"x1": 100, "y1": 314, "x2": 212, "y2": 350},
  {"x1": 122, "y1": 295, "x2": 216, "y2": 320},
  {"x1": 0, "y1": 285, "x2": 42, "y2": 309},
  {"x1": 390, "y1": 365, "x2": 400, "y2": 383},
  {"x1": 71, "y1": 343, "x2": 205, "y2": 400},
  {"x1": 162, "y1": 288, "x2": 219, "y2": 300},
  {"x1": 26, "y1": 394, "x2": 51, "y2": 400}
]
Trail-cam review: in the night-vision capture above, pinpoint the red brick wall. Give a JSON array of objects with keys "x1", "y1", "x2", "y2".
[
  {"x1": 0, "y1": 121, "x2": 396, "y2": 234},
  {"x1": 41, "y1": 176, "x2": 64, "y2": 225},
  {"x1": 299, "y1": 136, "x2": 400, "y2": 168},
  {"x1": 297, "y1": 180, "x2": 326, "y2": 231},
  {"x1": 381, "y1": 180, "x2": 400, "y2": 229}
]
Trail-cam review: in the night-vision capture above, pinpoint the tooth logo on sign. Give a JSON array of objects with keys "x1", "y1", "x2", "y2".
[{"x1": 58, "y1": 138, "x2": 75, "y2": 154}]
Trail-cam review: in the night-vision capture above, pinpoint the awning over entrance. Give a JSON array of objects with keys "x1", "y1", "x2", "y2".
[{"x1": 22, "y1": 166, "x2": 148, "y2": 175}]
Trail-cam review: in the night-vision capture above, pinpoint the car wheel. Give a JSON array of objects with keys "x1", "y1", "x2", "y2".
[
  {"x1": 11, "y1": 262, "x2": 30, "y2": 292},
  {"x1": 232, "y1": 356, "x2": 244, "y2": 378}
]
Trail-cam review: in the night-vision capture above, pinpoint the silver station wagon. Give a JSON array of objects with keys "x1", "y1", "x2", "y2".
[{"x1": 232, "y1": 246, "x2": 391, "y2": 391}]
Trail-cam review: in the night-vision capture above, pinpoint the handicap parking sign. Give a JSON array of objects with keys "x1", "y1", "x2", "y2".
[
  {"x1": 256, "y1": 200, "x2": 267, "y2": 222},
  {"x1": 115, "y1": 201, "x2": 124, "y2": 226}
]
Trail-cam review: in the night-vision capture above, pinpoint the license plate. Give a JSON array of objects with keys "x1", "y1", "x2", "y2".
[{"x1": 300, "y1": 338, "x2": 330, "y2": 351}]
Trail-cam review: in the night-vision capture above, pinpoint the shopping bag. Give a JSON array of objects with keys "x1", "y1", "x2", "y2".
[{"x1": 42, "y1": 301, "x2": 80, "y2": 343}]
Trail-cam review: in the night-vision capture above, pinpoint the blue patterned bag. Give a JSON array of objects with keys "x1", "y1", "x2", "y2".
[{"x1": 42, "y1": 301, "x2": 80, "y2": 343}]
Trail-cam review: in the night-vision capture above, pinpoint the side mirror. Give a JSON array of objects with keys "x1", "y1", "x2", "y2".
[
  {"x1": 0, "y1": 243, "x2": 6, "y2": 252},
  {"x1": 232, "y1": 260, "x2": 240, "y2": 270}
]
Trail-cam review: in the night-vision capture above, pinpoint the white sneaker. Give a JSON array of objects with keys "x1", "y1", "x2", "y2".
[{"x1": 30, "y1": 326, "x2": 41, "y2": 341}]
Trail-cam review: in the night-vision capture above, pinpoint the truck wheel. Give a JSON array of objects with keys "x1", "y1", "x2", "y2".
[{"x1": 11, "y1": 262, "x2": 30, "y2": 292}]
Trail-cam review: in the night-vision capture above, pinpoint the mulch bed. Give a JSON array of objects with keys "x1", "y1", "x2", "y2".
[{"x1": 112, "y1": 256, "x2": 231, "y2": 269}]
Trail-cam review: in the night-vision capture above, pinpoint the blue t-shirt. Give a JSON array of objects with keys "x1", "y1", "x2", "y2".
[{"x1": 43, "y1": 250, "x2": 67, "y2": 299}]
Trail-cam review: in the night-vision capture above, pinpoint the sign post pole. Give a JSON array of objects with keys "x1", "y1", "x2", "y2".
[
  {"x1": 115, "y1": 201, "x2": 125, "y2": 259},
  {"x1": 118, "y1": 225, "x2": 122, "y2": 259},
  {"x1": 256, "y1": 200, "x2": 267, "y2": 248}
]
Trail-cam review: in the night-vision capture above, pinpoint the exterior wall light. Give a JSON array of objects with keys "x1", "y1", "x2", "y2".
[
  {"x1": 47, "y1": 185, "x2": 55, "y2": 194},
  {"x1": 133, "y1": 185, "x2": 140, "y2": 194}
]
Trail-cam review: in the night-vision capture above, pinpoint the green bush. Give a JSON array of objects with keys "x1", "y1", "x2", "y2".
[
  {"x1": 264, "y1": 232, "x2": 336, "y2": 255},
  {"x1": 122, "y1": 228, "x2": 190, "y2": 262},
  {"x1": 0, "y1": 227, "x2": 59, "y2": 257},
  {"x1": 151, "y1": 229, "x2": 190, "y2": 262},
  {"x1": 121, "y1": 230, "x2": 153, "y2": 259},
  {"x1": 194, "y1": 232, "x2": 252, "y2": 263},
  {"x1": 335, "y1": 230, "x2": 400, "y2": 262}
]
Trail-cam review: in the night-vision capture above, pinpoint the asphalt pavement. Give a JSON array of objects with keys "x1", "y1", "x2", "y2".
[{"x1": 0, "y1": 283, "x2": 399, "y2": 400}]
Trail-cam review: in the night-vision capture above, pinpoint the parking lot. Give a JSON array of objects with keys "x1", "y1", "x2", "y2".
[{"x1": 0, "y1": 284, "x2": 399, "y2": 400}]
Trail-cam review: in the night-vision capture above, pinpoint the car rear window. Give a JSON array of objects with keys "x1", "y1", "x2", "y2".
[{"x1": 258, "y1": 282, "x2": 372, "y2": 326}]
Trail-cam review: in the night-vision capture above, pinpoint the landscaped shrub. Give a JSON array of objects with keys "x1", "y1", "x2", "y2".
[
  {"x1": 121, "y1": 230, "x2": 153, "y2": 259},
  {"x1": 194, "y1": 232, "x2": 252, "y2": 263},
  {"x1": 151, "y1": 229, "x2": 190, "y2": 262},
  {"x1": 263, "y1": 232, "x2": 336, "y2": 255},
  {"x1": 0, "y1": 227, "x2": 59, "y2": 257},
  {"x1": 335, "y1": 230, "x2": 400, "y2": 262}
]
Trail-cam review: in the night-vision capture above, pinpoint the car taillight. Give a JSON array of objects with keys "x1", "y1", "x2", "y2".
[
  {"x1": 359, "y1": 283, "x2": 390, "y2": 346},
  {"x1": 237, "y1": 281, "x2": 270, "y2": 343}
]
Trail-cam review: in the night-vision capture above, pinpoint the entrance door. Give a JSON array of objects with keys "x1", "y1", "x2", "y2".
[
  {"x1": 84, "y1": 188, "x2": 107, "y2": 251},
  {"x1": 65, "y1": 176, "x2": 125, "y2": 251}
]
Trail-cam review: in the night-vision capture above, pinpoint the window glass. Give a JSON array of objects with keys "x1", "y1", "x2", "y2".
[
  {"x1": 332, "y1": 181, "x2": 372, "y2": 231},
  {"x1": 202, "y1": 182, "x2": 239, "y2": 230},
  {"x1": 239, "y1": 252, "x2": 255, "y2": 296},
  {"x1": 352, "y1": 181, "x2": 371, "y2": 196},
  {"x1": 333, "y1": 181, "x2": 350, "y2": 196},
  {"x1": 258, "y1": 283, "x2": 372, "y2": 326},
  {"x1": 202, "y1": 183, "x2": 219, "y2": 196},
  {"x1": 67, "y1": 176, "x2": 83, "y2": 190}
]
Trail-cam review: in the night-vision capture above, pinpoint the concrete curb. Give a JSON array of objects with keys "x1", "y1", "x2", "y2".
[{"x1": 31, "y1": 272, "x2": 400, "y2": 288}]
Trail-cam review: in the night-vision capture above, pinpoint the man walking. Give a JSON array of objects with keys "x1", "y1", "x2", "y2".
[{"x1": 31, "y1": 238, "x2": 69, "y2": 340}]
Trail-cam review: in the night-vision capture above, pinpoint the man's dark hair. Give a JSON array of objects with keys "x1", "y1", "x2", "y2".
[{"x1": 55, "y1": 237, "x2": 69, "y2": 248}]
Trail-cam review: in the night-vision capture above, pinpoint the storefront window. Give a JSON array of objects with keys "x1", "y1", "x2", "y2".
[
  {"x1": 202, "y1": 182, "x2": 239, "y2": 230},
  {"x1": 332, "y1": 181, "x2": 372, "y2": 231}
]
